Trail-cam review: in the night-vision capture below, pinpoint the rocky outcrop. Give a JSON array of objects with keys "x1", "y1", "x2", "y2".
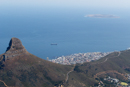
[
  {"x1": 0, "y1": 37, "x2": 29, "y2": 69},
  {"x1": 6, "y1": 37, "x2": 26, "y2": 52},
  {"x1": 2, "y1": 37, "x2": 28, "y2": 61}
]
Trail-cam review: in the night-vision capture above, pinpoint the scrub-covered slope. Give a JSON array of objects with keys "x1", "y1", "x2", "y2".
[
  {"x1": 1, "y1": 37, "x2": 130, "y2": 87},
  {"x1": 65, "y1": 50, "x2": 130, "y2": 87},
  {"x1": 0, "y1": 38, "x2": 71, "y2": 87}
]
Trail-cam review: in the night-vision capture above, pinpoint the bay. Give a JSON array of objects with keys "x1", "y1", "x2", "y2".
[{"x1": 0, "y1": 7, "x2": 130, "y2": 59}]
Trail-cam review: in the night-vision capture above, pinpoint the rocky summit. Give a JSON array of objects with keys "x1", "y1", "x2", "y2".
[
  {"x1": 6, "y1": 37, "x2": 26, "y2": 52},
  {"x1": 0, "y1": 38, "x2": 71, "y2": 87},
  {"x1": 0, "y1": 37, "x2": 28, "y2": 61}
]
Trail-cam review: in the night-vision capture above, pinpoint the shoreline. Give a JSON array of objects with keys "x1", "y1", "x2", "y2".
[{"x1": 49, "y1": 51, "x2": 112, "y2": 65}]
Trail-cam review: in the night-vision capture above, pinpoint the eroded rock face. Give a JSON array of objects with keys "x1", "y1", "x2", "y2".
[
  {"x1": 6, "y1": 38, "x2": 25, "y2": 52},
  {"x1": 0, "y1": 37, "x2": 28, "y2": 69},
  {"x1": 4, "y1": 37, "x2": 28, "y2": 60}
]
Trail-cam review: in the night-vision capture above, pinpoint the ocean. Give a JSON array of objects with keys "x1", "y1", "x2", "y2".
[{"x1": 0, "y1": 6, "x2": 130, "y2": 60}]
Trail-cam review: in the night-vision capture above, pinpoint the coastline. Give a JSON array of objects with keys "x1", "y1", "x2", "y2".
[{"x1": 49, "y1": 52, "x2": 112, "y2": 65}]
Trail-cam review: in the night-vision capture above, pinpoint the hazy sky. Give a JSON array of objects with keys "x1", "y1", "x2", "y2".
[{"x1": 0, "y1": 0, "x2": 130, "y2": 9}]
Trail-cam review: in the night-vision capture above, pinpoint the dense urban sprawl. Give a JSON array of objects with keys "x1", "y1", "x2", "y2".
[{"x1": 49, "y1": 52, "x2": 111, "y2": 65}]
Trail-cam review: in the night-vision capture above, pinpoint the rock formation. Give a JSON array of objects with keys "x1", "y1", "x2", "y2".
[
  {"x1": 0, "y1": 38, "x2": 71, "y2": 87},
  {"x1": 1, "y1": 37, "x2": 28, "y2": 61},
  {"x1": 6, "y1": 37, "x2": 25, "y2": 52}
]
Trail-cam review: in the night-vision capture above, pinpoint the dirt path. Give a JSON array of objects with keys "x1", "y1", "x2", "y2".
[
  {"x1": 0, "y1": 80, "x2": 15, "y2": 87},
  {"x1": 98, "y1": 51, "x2": 121, "y2": 64},
  {"x1": 93, "y1": 52, "x2": 128, "y2": 80},
  {"x1": 94, "y1": 70, "x2": 127, "y2": 80},
  {"x1": 65, "y1": 52, "x2": 121, "y2": 82},
  {"x1": 65, "y1": 64, "x2": 76, "y2": 82},
  {"x1": 0, "y1": 80, "x2": 8, "y2": 87}
]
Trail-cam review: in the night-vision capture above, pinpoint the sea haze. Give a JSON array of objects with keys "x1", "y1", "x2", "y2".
[{"x1": 0, "y1": 1, "x2": 130, "y2": 59}]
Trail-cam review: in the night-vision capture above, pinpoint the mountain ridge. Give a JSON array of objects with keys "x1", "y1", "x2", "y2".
[{"x1": 0, "y1": 38, "x2": 130, "y2": 87}]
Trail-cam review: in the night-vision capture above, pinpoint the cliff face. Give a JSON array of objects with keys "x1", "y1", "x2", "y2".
[
  {"x1": 0, "y1": 37, "x2": 28, "y2": 69},
  {"x1": 6, "y1": 38, "x2": 26, "y2": 52},
  {"x1": 3, "y1": 38, "x2": 28, "y2": 60}
]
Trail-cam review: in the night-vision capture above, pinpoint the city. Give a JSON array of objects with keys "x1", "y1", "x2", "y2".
[{"x1": 49, "y1": 52, "x2": 111, "y2": 65}]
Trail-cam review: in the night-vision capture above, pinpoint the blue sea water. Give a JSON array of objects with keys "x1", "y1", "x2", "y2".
[{"x1": 0, "y1": 6, "x2": 130, "y2": 59}]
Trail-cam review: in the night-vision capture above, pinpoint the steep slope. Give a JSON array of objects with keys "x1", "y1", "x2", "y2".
[{"x1": 0, "y1": 38, "x2": 71, "y2": 87}]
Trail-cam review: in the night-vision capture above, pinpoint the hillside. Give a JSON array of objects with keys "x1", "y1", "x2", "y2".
[
  {"x1": 65, "y1": 50, "x2": 130, "y2": 87},
  {"x1": 0, "y1": 38, "x2": 130, "y2": 87},
  {"x1": 0, "y1": 38, "x2": 72, "y2": 87}
]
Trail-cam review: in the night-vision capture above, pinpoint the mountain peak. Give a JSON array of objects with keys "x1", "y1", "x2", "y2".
[
  {"x1": 6, "y1": 37, "x2": 25, "y2": 52},
  {"x1": 4, "y1": 37, "x2": 28, "y2": 60},
  {"x1": 0, "y1": 38, "x2": 71, "y2": 87}
]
